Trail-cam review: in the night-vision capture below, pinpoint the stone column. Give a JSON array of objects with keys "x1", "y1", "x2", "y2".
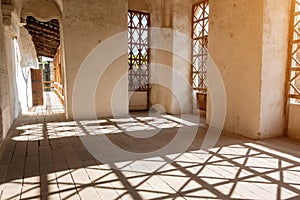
[
  {"x1": 0, "y1": 1, "x2": 4, "y2": 143},
  {"x1": 171, "y1": 0, "x2": 192, "y2": 114},
  {"x1": 0, "y1": 0, "x2": 20, "y2": 142},
  {"x1": 62, "y1": 0, "x2": 128, "y2": 119},
  {"x1": 147, "y1": 0, "x2": 192, "y2": 114},
  {"x1": 146, "y1": 0, "x2": 173, "y2": 113}
]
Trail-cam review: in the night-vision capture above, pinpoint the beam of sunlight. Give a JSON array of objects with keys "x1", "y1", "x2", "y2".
[
  {"x1": 246, "y1": 143, "x2": 300, "y2": 164},
  {"x1": 162, "y1": 115, "x2": 198, "y2": 126}
]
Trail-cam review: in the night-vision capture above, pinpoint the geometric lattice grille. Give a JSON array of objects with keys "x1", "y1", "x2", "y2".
[
  {"x1": 287, "y1": 0, "x2": 300, "y2": 100},
  {"x1": 192, "y1": 0, "x2": 209, "y2": 93},
  {"x1": 128, "y1": 10, "x2": 150, "y2": 91}
]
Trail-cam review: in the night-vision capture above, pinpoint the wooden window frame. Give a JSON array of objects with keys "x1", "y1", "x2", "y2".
[
  {"x1": 192, "y1": 0, "x2": 209, "y2": 94},
  {"x1": 128, "y1": 10, "x2": 150, "y2": 92}
]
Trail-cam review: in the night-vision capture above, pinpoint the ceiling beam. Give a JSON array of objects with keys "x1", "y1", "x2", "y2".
[
  {"x1": 25, "y1": 23, "x2": 60, "y2": 36},
  {"x1": 32, "y1": 38, "x2": 60, "y2": 48},
  {"x1": 25, "y1": 16, "x2": 60, "y2": 58}
]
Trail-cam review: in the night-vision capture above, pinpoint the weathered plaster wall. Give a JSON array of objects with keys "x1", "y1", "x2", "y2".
[
  {"x1": 146, "y1": 0, "x2": 163, "y2": 27},
  {"x1": 16, "y1": 26, "x2": 37, "y2": 112},
  {"x1": 6, "y1": 26, "x2": 36, "y2": 117},
  {"x1": 3, "y1": 34, "x2": 19, "y2": 143},
  {"x1": 146, "y1": 1, "x2": 169, "y2": 112},
  {"x1": 18, "y1": 27, "x2": 37, "y2": 68},
  {"x1": 0, "y1": 3, "x2": 37, "y2": 146},
  {"x1": 209, "y1": 0, "x2": 263, "y2": 138},
  {"x1": 259, "y1": 0, "x2": 289, "y2": 138},
  {"x1": 129, "y1": 0, "x2": 148, "y2": 12},
  {"x1": 129, "y1": 91, "x2": 147, "y2": 111},
  {"x1": 171, "y1": 0, "x2": 192, "y2": 114},
  {"x1": 62, "y1": 0, "x2": 128, "y2": 119},
  {"x1": 0, "y1": 30, "x2": 20, "y2": 147},
  {"x1": 149, "y1": 0, "x2": 192, "y2": 114},
  {"x1": 209, "y1": 0, "x2": 288, "y2": 139},
  {"x1": 149, "y1": 30, "x2": 173, "y2": 113},
  {"x1": 0, "y1": 2, "x2": 10, "y2": 145}
]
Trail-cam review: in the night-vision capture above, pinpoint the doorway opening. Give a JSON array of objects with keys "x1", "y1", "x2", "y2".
[{"x1": 25, "y1": 16, "x2": 64, "y2": 114}]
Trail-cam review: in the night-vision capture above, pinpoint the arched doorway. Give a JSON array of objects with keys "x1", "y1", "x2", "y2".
[{"x1": 20, "y1": 0, "x2": 66, "y2": 114}]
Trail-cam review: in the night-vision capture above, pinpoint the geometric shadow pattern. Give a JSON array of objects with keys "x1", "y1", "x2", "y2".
[
  {"x1": 1, "y1": 116, "x2": 300, "y2": 199},
  {"x1": 128, "y1": 10, "x2": 150, "y2": 91},
  {"x1": 1, "y1": 94, "x2": 300, "y2": 199},
  {"x1": 192, "y1": 0, "x2": 209, "y2": 93}
]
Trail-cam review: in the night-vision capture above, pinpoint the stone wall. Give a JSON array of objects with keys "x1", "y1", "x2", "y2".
[
  {"x1": 0, "y1": 3, "x2": 17, "y2": 146},
  {"x1": 0, "y1": 3, "x2": 37, "y2": 146},
  {"x1": 0, "y1": 7, "x2": 17, "y2": 146},
  {"x1": 0, "y1": 2, "x2": 8, "y2": 145}
]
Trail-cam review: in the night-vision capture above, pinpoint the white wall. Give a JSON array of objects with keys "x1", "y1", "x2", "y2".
[
  {"x1": 16, "y1": 27, "x2": 38, "y2": 112},
  {"x1": 5, "y1": 34, "x2": 19, "y2": 131},
  {"x1": 6, "y1": 28, "x2": 37, "y2": 118},
  {"x1": 0, "y1": 7, "x2": 37, "y2": 146}
]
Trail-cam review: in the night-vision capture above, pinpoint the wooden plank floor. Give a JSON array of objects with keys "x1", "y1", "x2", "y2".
[{"x1": 0, "y1": 92, "x2": 300, "y2": 200}]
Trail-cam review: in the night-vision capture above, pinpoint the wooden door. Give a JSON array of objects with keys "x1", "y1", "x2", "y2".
[{"x1": 31, "y1": 68, "x2": 44, "y2": 106}]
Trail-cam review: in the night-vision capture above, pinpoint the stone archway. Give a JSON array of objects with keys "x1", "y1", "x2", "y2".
[
  {"x1": 20, "y1": 0, "x2": 66, "y2": 110},
  {"x1": 21, "y1": 0, "x2": 62, "y2": 22}
]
